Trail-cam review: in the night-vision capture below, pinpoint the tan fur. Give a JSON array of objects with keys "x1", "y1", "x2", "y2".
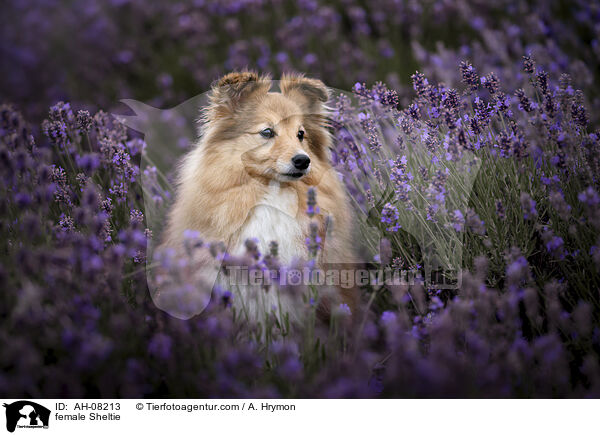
[{"x1": 161, "y1": 71, "x2": 357, "y2": 314}]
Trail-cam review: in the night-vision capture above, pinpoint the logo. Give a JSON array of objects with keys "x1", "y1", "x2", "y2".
[{"x1": 3, "y1": 401, "x2": 50, "y2": 433}]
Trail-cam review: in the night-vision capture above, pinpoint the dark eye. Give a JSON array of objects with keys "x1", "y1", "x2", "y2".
[
  {"x1": 260, "y1": 128, "x2": 275, "y2": 138},
  {"x1": 297, "y1": 130, "x2": 305, "y2": 141}
]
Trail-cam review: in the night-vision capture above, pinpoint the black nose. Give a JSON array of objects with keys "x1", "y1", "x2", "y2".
[{"x1": 291, "y1": 154, "x2": 310, "y2": 170}]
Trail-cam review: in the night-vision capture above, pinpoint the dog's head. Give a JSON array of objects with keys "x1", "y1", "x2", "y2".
[{"x1": 202, "y1": 71, "x2": 332, "y2": 184}]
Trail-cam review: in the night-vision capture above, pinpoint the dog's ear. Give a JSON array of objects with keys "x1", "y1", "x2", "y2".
[
  {"x1": 280, "y1": 73, "x2": 330, "y2": 114},
  {"x1": 207, "y1": 71, "x2": 271, "y2": 119}
]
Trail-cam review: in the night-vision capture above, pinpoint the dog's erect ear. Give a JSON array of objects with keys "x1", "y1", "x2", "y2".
[
  {"x1": 217, "y1": 71, "x2": 263, "y2": 88},
  {"x1": 207, "y1": 71, "x2": 271, "y2": 119},
  {"x1": 280, "y1": 73, "x2": 330, "y2": 113}
]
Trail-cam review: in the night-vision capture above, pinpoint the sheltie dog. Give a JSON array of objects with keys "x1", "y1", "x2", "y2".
[{"x1": 159, "y1": 71, "x2": 357, "y2": 321}]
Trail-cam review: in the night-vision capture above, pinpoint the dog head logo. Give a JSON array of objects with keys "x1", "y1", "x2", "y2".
[{"x1": 3, "y1": 401, "x2": 50, "y2": 432}]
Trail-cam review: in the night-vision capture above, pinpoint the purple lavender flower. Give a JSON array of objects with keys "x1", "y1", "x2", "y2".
[
  {"x1": 380, "y1": 310, "x2": 396, "y2": 325},
  {"x1": 411, "y1": 71, "x2": 430, "y2": 98},
  {"x1": 496, "y1": 200, "x2": 506, "y2": 220},
  {"x1": 389, "y1": 155, "x2": 412, "y2": 206},
  {"x1": 129, "y1": 209, "x2": 144, "y2": 225},
  {"x1": 76, "y1": 153, "x2": 100, "y2": 173},
  {"x1": 536, "y1": 71, "x2": 549, "y2": 95},
  {"x1": 482, "y1": 72, "x2": 499, "y2": 95},
  {"x1": 335, "y1": 303, "x2": 352, "y2": 317},
  {"x1": 459, "y1": 61, "x2": 479, "y2": 92},
  {"x1": 515, "y1": 89, "x2": 533, "y2": 112},
  {"x1": 548, "y1": 190, "x2": 571, "y2": 220},
  {"x1": 305, "y1": 222, "x2": 321, "y2": 257},
  {"x1": 520, "y1": 193, "x2": 538, "y2": 220},
  {"x1": 506, "y1": 249, "x2": 530, "y2": 290},
  {"x1": 381, "y1": 202, "x2": 400, "y2": 232},
  {"x1": 76, "y1": 110, "x2": 92, "y2": 132},
  {"x1": 466, "y1": 209, "x2": 486, "y2": 235},
  {"x1": 541, "y1": 227, "x2": 566, "y2": 260},
  {"x1": 451, "y1": 209, "x2": 465, "y2": 232},
  {"x1": 522, "y1": 54, "x2": 536, "y2": 74},
  {"x1": 571, "y1": 91, "x2": 589, "y2": 128},
  {"x1": 578, "y1": 187, "x2": 599, "y2": 207}
]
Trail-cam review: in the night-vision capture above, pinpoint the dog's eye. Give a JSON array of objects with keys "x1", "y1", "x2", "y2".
[
  {"x1": 259, "y1": 128, "x2": 275, "y2": 138},
  {"x1": 297, "y1": 130, "x2": 305, "y2": 141}
]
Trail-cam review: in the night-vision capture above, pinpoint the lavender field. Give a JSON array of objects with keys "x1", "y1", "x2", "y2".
[{"x1": 1, "y1": 0, "x2": 600, "y2": 398}]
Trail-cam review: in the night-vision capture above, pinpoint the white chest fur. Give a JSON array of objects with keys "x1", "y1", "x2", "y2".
[
  {"x1": 234, "y1": 181, "x2": 306, "y2": 263},
  {"x1": 228, "y1": 181, "x2": 308, "y2": 324}
]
